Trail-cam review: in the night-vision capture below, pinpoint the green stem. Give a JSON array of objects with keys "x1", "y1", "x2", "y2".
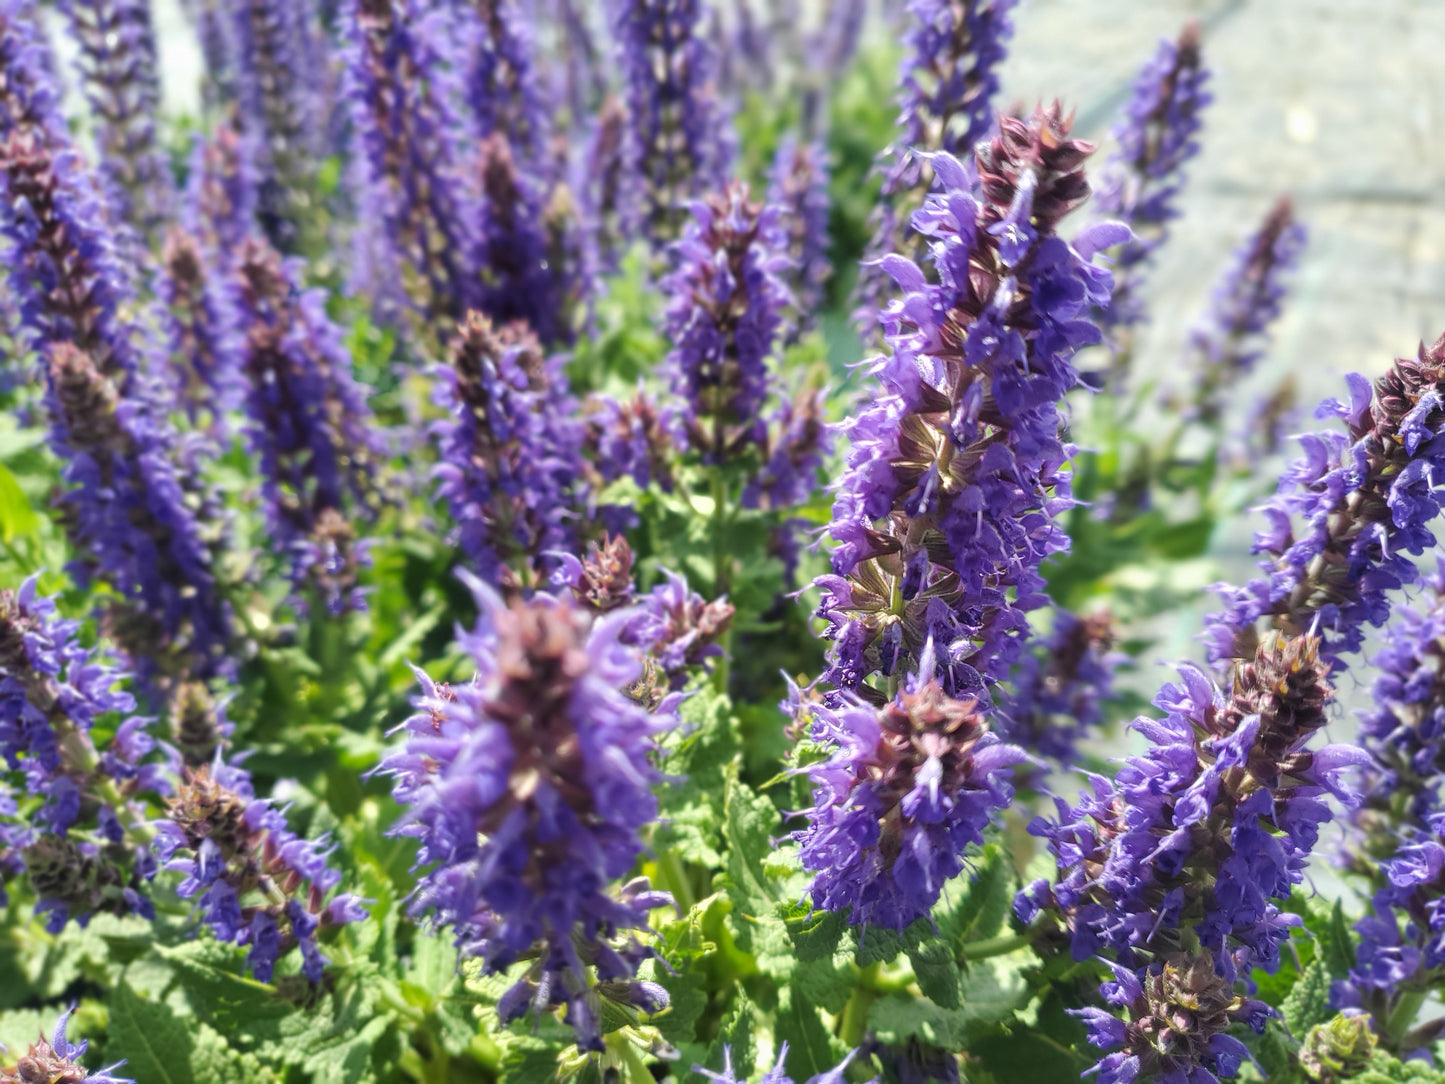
[
  {"x1": 710, "y1": 469, "x2": 732, "y2": 695},
  {"x1": 655, "y1": 846, "x2": 696, "y2": 913},
  {"x1": 1386, "y1": 990, "x2": 1428, "y2": 1046},
  {"x1": 958, "y1": 933, "x2": 1030, "y2": 962},
  {"x1": 618, "y1": 1036, "x2": 653, "y2": 1084},
  {"x1": 839, "y1": 962, "x2": 880, "y2": 1045}
]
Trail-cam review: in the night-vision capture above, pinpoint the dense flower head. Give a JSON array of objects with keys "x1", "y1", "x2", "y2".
[
  {"x1": 663, "y1": 182, "x2": 791, "y2": 462},
  {"x1": 744, "y1": 384, "x2": 831, "y2": 511},
  {"x1": 342, "y1": 0, "x2": 480, "y2": 326},
  {"x1": 1020, "y1": 635, "x2": 1368, "y2": 1079},
  {"x1": 1075, "y1": 952, "x2": 1265, "y2": 1084},
  {"x1": 158, "y1": 226, "x2": 242, "y2": 425},
  {"x1": 766, "y1": 136, "x2": 832, "y2": 343},
  {"x1": 56, "y1": 0, "x2": 173, "y2": 240},
  {"x1": 1091, "y1": 22, "x2": 1211, "y2": 337},
  {"x1": 1204, "y1": 332, "x2": 1445, "y2": 668},
  {"x1": 1298, "y1": 1013, "x2": 1378, "y2": 1083},
  {"x1": 431, "y1": 311, "x2": 584, "y2": 586},
  {"x1": 457, "y1": 0, "x2": 548, "y2": 165},
  {"x1": 168, "y1": 680, "x2": 235, "y2": 770},
  {"x1": 232, "y1": 238, "x2": 385, "y2": 613},
  {"x1": 577, "y1": 95, "x2": 628, "y2": 280},
  {"x1": 154, "y1": 760, "x2": 365, "y2": 983},
  {"x1": 793, "y1": 647, "x2": 1027, "y2": 930},
  {"x1": 379, "y1": 575, "x2": 679, "y2": 1048},
  {"x1": 1000, "y1": 610, "x2": 1121, "y2": 772},
  {"x1": 1188, "y1": 197, "x2": 1307, "y2": 421},
  {"x1": 612, "y1": 0, "x2": 732, "y2": 246},
  {"x1": 0, "y1": 1009, "x2": 134, "y2": 1084},
  {"x1": 583, "y1": 387, "x2": 676, "y2": 495},
  {"x1": 819, "y1": 107, "x2": 1119, "y2": 701},
  {"x1": 182, "y1": 121, "x2": 259, "y2": 257}
]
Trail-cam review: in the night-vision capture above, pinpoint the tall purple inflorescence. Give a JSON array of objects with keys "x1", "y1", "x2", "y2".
[
  {"x1": 342, "y1": 0, "x2": 480, "y2": 328},
  {"x1": 793, "y1": 641, "x2": 1027, "y2": 930},
  {"x1": 1090, "y1": 23, "x2": 1210, "y2": 342},
  {"x1": 456, "y1": 0, "x2": 548, "y2": 166},
  {"x1": 819, "y1": 107, "x2": 1119, "y2": 703},
  {"x1": 663, "y1": 182, "x2": 790, "y2": 463},
  {"x1": 232, "y1": 238, "x2": 385, "y2": 614},
  {"x1": 57, "y1": 0, "x2": 174, "y2": 240},
  {"x1": 1018, "y1": 636, "x2": 1366, "y2": 1082},
  {"x1": 1187, "y1": 196, "x2": 1307, "y2": 422},
  {"x1": 767, "y1": 135, "x2": 832, "y2": 344},
  {"x1": 432, "y1": 312, "x2": 583, "y2": 587},
  {"x1": 855, "y1": 0, "x2": 1016, "y2": 329},
  {"x1": 1204, "y1": 333, "x2": 1445, "y2": 669},
  {"x1": 158, "y1": 225, "x2": 242, "y2": 426},
  {"x1": 0, "y1": 5, "x2": 233, "y2": 690},
  {"x1": 380, "y1": 575, "x2": 679, "y2": 1050},
  {"x1": 0, "y1": 577, "x2": 158, "y2": 932},
  {"x1": 612, "y1": 0, "x2": 731, "y2": 247},
  {"x1": 0, "y1": 1010, "x2": 134, "y2": 1084}
]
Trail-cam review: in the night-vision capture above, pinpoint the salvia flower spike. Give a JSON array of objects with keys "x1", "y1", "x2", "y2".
[{"x1": 0, "y1": 1009, "x2": 133, "y2": 1084}]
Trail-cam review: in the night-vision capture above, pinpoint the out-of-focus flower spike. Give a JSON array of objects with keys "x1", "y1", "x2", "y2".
[
  {"x1": 1204, "y1": 332, "x2": 1445, "y2": 667},
  {"x1": 1188, "y1": 196, "x2": 1307, "y2": 423},
  {"x1": 578, "y1": 95, "x2": 628, "y2": 282},
  {"x1": 379, "y1": 579, "x2": 679, "y2": 1049},
  {"x1": 342, "y1": 0, "x2": 480, "y2": 328},
  {"x1": 767, "y1": 136, "x2": 832, "y2": 343},
  {"x1": 157, "y1": 226, "x2": 242, "y2": 426},
  {"x1": 745, "y1": 383, "x2": 831, "y2": 511},
  {"x1": 56, "y1": 0, "x2": 174, "y2": 241},
  {"x1": 456, "y1": 0, "x2": 548, "y2": 166},
  {"x1": 182, "y1": 120, "x2": 259, "y2": 257},
  {"x1": 1091, "y1": 23, "x2": 1211, "y2": 343}
]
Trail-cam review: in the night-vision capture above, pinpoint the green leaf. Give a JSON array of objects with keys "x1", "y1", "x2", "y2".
[
  {"x1": 653, "y1": 688, "x2": 740, "y2": 869},
  {"x1": 699, "y1": 993, "x2": 755, "y2": 1084},
  {"x1": 647, "y1": 905, "x2": 713, "y2": 1046},
  {"x1": 0, "y1": 462, "x2": 39, "y2": 543},
  {"x1": 1280, "y1": 958, "x2": 1332, "y2": 1034},
  {"x1": 106, "y1": 981, "x2": 195, "y2": 1084},
  {"x1": 908, "y1": 938, "x2": 962, "y2": 1010},
  {"x1": 773, "y1": 988, "x2": 846, "y2": 1080},
  {"x1": 938, "y1": 844, "x2": 1014, "y2": 946},
  {"x1": 783, "y1": 902, "x2": 847, "y2": 963},
  {"x1": 721, "y1": 766, "x2": 781, "y2": 931},
  {"x1": 1322, "y1": 899, "x2": 1355, "y2": 981}
]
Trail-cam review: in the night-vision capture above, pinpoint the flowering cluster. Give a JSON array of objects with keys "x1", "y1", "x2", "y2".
[
  {"x1": 745, "y1": 384, "x2": 831, "y2": 512},
  {"x1": 432, "y1": 312, "x2": 583, "y2": 587},
  {"x1": 1018, "y1": 635, "x2": 1366, "y2": 1079},
  {"x1": 612, "y1": 0, "x2": 731, "y2": 245},
  {"x1": 1204, "y1": 333, "x2": 1445, "y2": 667},
  {"x1": 664, "y1": 183, "x2": 791, "y2": 463},
  {"x1": 1188, "y1": 197, "x2": 1307, "y2": 422},
  {"x1": 232, "y1": 238, "x2": 385, "y2": 614},
  {"x1": 766, "y1": 136, "x2": 832, "y2": 343},
  {"x1": 855, "y1": 0, "x2": 1016, "y2": 326},
  {"x1": 0, "y1": 1010, "x2": 133, "y2": 1084},
  {"x1": 1091, "y1": 23, "x2": 1211, "y2": 339},
  {"x1": 696, "y1": 1043, "x2": 861, "y2": 1084},
  {"x1": 158, "y1": 226, "x2": 242, "y2": 426},
  {"x1": 155, "y1": 760, "x2": 366, "y2": 983},
  {"x1": 1000, "y1": 610, "x2": 1121, "y2": 774},
  {"x1": 379, "y1": 576, "x2": 679, "y2": 1048},
  {"x1": 819, "y1": 108, "x2": 1118, "y2": 701},
  {"x1": 56, "y1": 0, "x2": 172, "y2": 239},
  {"x1": 0, "y1": 577, "x2": 157, "y2": 930},
  {"x1": 794, "y1": 642, "x2": 1027, "y2": 930},
  {"x1": 182, "y1": 121, "x2": 258, "y2": 257},
  {"x1": 458, "y1": 0, "x2": 547, "y2": 164}
]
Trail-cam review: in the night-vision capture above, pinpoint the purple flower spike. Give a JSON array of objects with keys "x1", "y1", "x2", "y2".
[
  {"x1": 1091, "y1": 23, "x2": 1211, "y2": 339},
  {"x1": 612, "y1": 0, "x2": 732, "y2": 246},
  {"x1": 57, "y1": 0, "x2": 174, "y2": 241},
  {"x1": 664, "y1": 182, "x2": 791, "y2": 462},
  {"x1": 457, "y1": 0, "x2": 548, "y2": 166},
  {"x1": 793, "y1": 666, "x2": 1026, "y2": 931},
  {"x1": 1000, "y1": 611, "x2": 1121, "y2": 776},
  {"x1": 232, "y1": 239, "x2": 385, "y2": 615},
  {"x1": 155, "y1": 759, "x2": 364, "y2": 984},
  {"x1": 855, "y1": 0, "x2": 1016, "y2": 328},
  {"x1": 158, "y1": 226, "x2": 243, "y2": 427},
  {"x1": 431, "y1": 313, "x2": 584, "y2": 587},
  {"x1": 0, "y1": 1010, "x2": 134, "y2": 1083},
  {"x1": 1188, "y1": 196, "x2": 1307, "y2": 421},
  {"x1": 342, "y1": 0, "x2": 480, "y2": 326},
  {"x1": 379, "y1": 576, "x2": 680, "y2": 1050},
  {"x1": 1021, "y1": 635, "x2": 1359, "y2": 1080},
  {"x1": 1204, "y1": 333, "x2": 1445, "y2": 669},
  {"x1": 767, "y1": 136, "x2": 833, "y2": 343},
  {"x1": 182, "y1": 122, "x2": 260, "y2": 258},
  {"x1": 821, "y1": 107, "x2": 1115, "y2": 701}
]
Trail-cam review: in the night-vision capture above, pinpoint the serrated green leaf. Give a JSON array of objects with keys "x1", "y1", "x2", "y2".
[
  {"x1": 908, "y1": 938, "x2": 962, "y2": 1010},
  {"x1": 106, "y1": 981, "x2": 195, "y2": 1084},
  {"x1": 783, "y1": 903, "x2": 846, "y2": 963},
  {"x1": 0, "y1": 462, "x2": 39, "y2": 543},
  {"x1": 774, "y1": 988, "x2": 845, "y2": 1080},
  {"x1": 721, "y1": 767, "x2": 782, "y2": 944},
  {"x1": 700, "y1": 993, "x2": 756, "y2": 1084},
  {"x1": 1280, "y1": 958, "x2": 1332, "y2": 1034},
  {"x1": 938, "y1": 844, "x2": 1014, "y2": 946}
]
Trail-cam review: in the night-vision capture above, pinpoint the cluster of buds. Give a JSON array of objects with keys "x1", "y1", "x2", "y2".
[{"x1": 0, "y1": 1010, "x2": 132, "y2": 1084}]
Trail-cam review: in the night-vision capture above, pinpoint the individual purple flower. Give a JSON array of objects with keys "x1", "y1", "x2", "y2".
[
  {"x1": 0, "y1": 1009, "x2": 134, "y2": 1084},
  {"x1": 342, "y1": 0, "x2": 480, "y2": 327},
  {"x1": 1018, "y1": 635, "x2": 1366, "y2": 1080},
  {"x1": 378, "y1": 574, "x2": 679, "y2": 1049},
  {"x1": 820, "y1": 108, "x2": 1119, "y2": 702},
  {"x1": 1203, "y1": 332, "x2": 1445, "y2": 668},
  {"x1": 154, "y1": 759, "x2": 365, "y2": 983},
  {"x1": 431, "y1": 312, "x2": 584, "y2": 587},
  {"x1": 696, "y1": 1043, "x2": 863, "y2": 1084},
  {"x1": 612, "y1": 0, "x2": 732, "y2": 246},
  {"x1": 767, "y1": 136, "x2": 832, "y2": 343},
  {"x1": 56, "y1": 0, "x2": 173, "y2": 240},
  {"x1": 1000, "y1": 611, "x2": 1121, "y2": 775},
  {"x1": 1091, "y1": 23, "x2": 1211, "y2": 339},
  {"x1": 232, "y1": 238, "x2": 385, "y2": 614},
  {"x1": 854, "y1": 0, "x2": 1015, "y2": 328},
  {"x1": 228, "y1": 0, "x2": 323, "y2": 250},
  {"x1": 664, "y1": 182, "x2": 791, "y2": 462},
  {"x1": 1187, "y1": 197, "x2": 1307, "y2": 423},
  {"x1": 792, "y1": 641, "x2": 1027, "y2": 930}
]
